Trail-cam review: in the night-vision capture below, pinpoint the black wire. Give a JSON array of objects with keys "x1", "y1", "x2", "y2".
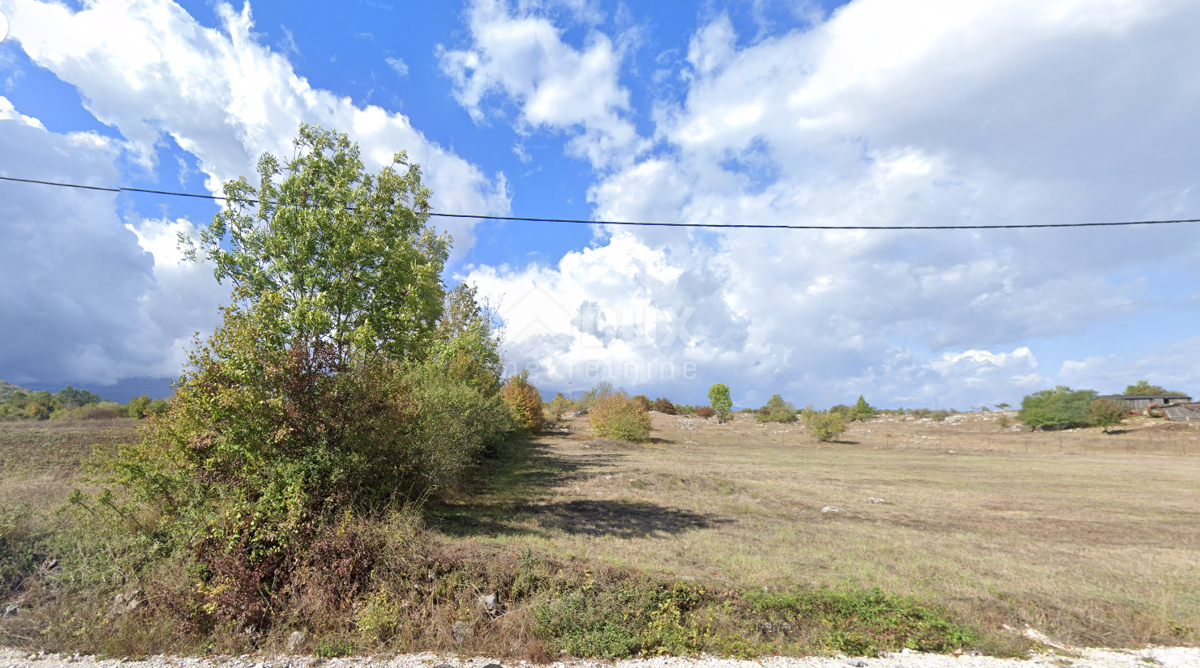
[{"x1": 3, "y1": 174, "x2": 1199, "y2": 231}]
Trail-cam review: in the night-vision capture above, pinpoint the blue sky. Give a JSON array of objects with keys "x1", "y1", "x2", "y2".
[{"x1": 1, "y1": 0, "x2": 1199, "y2": 407}]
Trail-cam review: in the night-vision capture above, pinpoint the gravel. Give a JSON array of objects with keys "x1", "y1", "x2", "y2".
[{"x1": 2, "y1": 647, "x2": 1199, "y2": 668}]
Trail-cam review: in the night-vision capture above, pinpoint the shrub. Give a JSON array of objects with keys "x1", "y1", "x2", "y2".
[
  {"x1": 1018, "y1": 386, "x2": 1098, "y2": 430},
  {"x1": 829, "y1": 404, "x2": 852, "y2": 419},
  {"x1": 930, "y1": 410, "x2": 949, "y2": 422},
  {"x1": 652, "y1": 397, "x2": 676, "y2": 415},
  {"x1": 707, "y1": 384, "x2": 733, "y2": 423},
  {"x1": 756, "y1": 394, "x2": 797, "y2": 424},
  {"x1": 49, "y1": 401, "x2": 124, "y2": 421},
  {"x1": 1088, "y1": 398, "x2": 1127, "y2": 434},
  {"x1": 630, "y1": 394, "x2": 651, "y2": 412},
  {"x1": 548, "y1": 393, "x2": 573, "y2": 420},
  {"x1": 801, "y1": 406, "x2": 846, "y2": 443},
  {"x1": 125, "y1": 394, "x2": 152, "y2": 419},
  {"x1": 503, "y1": 370, "x2": 545, "y2": 432},
  {"x1": 997, "y1": 415, "x2": 1011, "y2": 429},
  {"x1": 97, "y1": 126, "x2": 515, "y2": 630},
  {"x1": 695, "y1": 406, "x2": 716, "y2": 419},
  {"x1": 589, "y1": 391, "x2": 652, "y2": 442}
]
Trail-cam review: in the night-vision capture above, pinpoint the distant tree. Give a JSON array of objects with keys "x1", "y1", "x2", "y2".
[
  {"x1": 850, "y1": 395, "x2": 876, "y2": 422},
  {"x1": 757, "y1": 394, "x2": 797, "y2": 423},
  {"x1": 996, "y1": 403, "x2": 1012, "y2": 410},
  {"x1": 1019, "y1": 386, "x2": 1098, "y2": 430},
  {"x1": 707, "y1": 383, "x2": 733, "y2": 423},
  {"x1": 55, "y1": 385, "x2": 102, "y2": 409},
  {"x1": 1088, "y1": 398, "x2": 1127, "y2": 434},
  {"x1": 1123, "y1": 380, "x2": 1186, "y2": 397},
  {"x1": 652, "y1": 397, "x2": 676, "y2": 415}
]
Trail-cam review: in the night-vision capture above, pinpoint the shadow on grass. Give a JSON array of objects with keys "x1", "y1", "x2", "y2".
[{"x1": 430, "y1": 437, "x2": 729, "y2": 540}]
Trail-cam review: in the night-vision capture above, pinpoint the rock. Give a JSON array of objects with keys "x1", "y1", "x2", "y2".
[
  {"x1": 867, "y1": 497, "x2": 885, "y2": 504},
  {"x1": 286, "y1": 630, "x2": 306, "y2": 652},
  {"x1": 847, "y1": 660, "x2": 868, "y2": 667},
  {"x1": 482, "y1": 664, "x2": 503, "y2": 668},
  {"x1": 476, "y1": 593, "x2": 497, "y2": 613},
  {"x1": 2, "y1": 601, "x2": 21, "y2": 617},
  {"x1": 452, "y1": 620, "x2": 472, "y2": 643},
  {"x1": 821, "y1": 506, "x2": 843, "y2": 514}
]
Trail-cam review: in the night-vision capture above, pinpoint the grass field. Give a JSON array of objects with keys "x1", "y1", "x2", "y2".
[
  {"x1": 433, "y1": 411, "x2": 1200, "y2": 649},
  {"x1": 1, "y1": 412, "x2": 1197, "y2": 656}
]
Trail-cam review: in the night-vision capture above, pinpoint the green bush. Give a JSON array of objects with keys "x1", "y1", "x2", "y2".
[
  {"x1": 1018, "y1": 386, "x2": 1098, "y2": 430},
  {"x1": 1088, "y1": 398, "x2": 1127, "y2": 433},
  {"x1": 48, "y1": 400, "x2": 124, "y2": 421},
  {"x1": 548, "y1": 393, "x2": 573, "y2": 419},
  {"x1": 590, "y1": 391, "x2": 652, "y2": 442},
  {"x1": 756, "y1": 394, "x2": 797, "y2": 423},
  {"x1": 801, "y1": 406, "x2": 846, "y2": 442}
]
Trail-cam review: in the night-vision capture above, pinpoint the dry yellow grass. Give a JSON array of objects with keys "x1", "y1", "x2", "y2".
[{"x1": 434, "y1": 411, "x2": 1200, "y2": 648}]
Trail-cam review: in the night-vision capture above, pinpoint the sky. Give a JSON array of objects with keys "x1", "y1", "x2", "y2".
[{"x1": 1, "y1": 0, "x2": 1199, "y2": 408}]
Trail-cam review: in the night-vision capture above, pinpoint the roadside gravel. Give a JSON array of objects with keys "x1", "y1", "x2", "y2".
[{"x1": 3, "y1": 648, "x2": 1199, "y2": 668}]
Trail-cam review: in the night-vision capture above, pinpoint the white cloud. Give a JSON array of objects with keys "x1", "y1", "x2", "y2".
[
  {"x1": 0, "y1": 97, "x2": 225, "y2": 385},
  {"x1": 2, "y1": 0, "x2": 510, "y2": 250},
  {"x1": 1059, "y1": 338, "x2": 1200, "y2": 396},
  {"x1": 385, "y1": 56, "x2": 408, "y2": 77},
  {"x1": 438, "y1": 0, "x2": 646, "y2": 169},
  {"x1": 463, "y1": 0, "x2": 1200, "y2": 407}
]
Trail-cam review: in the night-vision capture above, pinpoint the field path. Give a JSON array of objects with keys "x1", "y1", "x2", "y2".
[{"x1": 3, "y1": 648, "x2": 1199, "y2": 668}]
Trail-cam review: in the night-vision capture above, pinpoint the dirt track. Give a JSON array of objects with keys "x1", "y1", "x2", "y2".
[{"x1": 4, "y1": 648, "x2": 1200, "y2": 668}]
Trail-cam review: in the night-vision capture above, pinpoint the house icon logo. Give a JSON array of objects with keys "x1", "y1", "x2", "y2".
[{"x1": 499, "y1": 284, "x2": 576, "y2": 343}]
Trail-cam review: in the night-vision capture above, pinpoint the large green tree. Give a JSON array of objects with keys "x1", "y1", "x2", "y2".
[{"x1": 1018, "y1": 386, "x2": 1098, "y2": 430}]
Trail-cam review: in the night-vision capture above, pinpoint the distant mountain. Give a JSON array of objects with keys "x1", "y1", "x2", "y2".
[{"x1": 0, "y1": 380, "x2": 29, "y2": 402}]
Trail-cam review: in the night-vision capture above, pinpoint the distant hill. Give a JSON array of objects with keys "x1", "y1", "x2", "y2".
[{"x1": 0, "y1": 380, "x2": 29, "y2": 402}]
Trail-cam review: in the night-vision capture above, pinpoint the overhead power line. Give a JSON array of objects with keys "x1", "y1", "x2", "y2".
[{"x1": 3, "y1": 174, "x2": 1199, "y2": 231}]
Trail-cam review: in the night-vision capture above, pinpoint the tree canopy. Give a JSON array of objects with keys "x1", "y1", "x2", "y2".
[
  {"x1": 708, "y1": 383, "x2": 733, "y2": 422},
  {"x1": 1018, "y1": 386, "x2": 1098, "y2": 430},
  {"x1": 1122, "y1": 380, "x2": 1187, "y2": 397},
  {"x1": 184, "y1": 123, "x2": 448, "y2": 361}
]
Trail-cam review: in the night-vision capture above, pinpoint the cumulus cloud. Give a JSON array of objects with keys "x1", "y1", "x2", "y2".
[
  {"x1": 2, "y1": 0, "x2": 510, "y2": 249},
  {"x1": 439, "y1": 0, "x2": 646, "y2": 169},
  {"x1": 458, "y1": 0, "x2": 1200, "y2": 406},
  {"x1": 0, "y1": 96, "x2": 225, "y2": 385}
]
